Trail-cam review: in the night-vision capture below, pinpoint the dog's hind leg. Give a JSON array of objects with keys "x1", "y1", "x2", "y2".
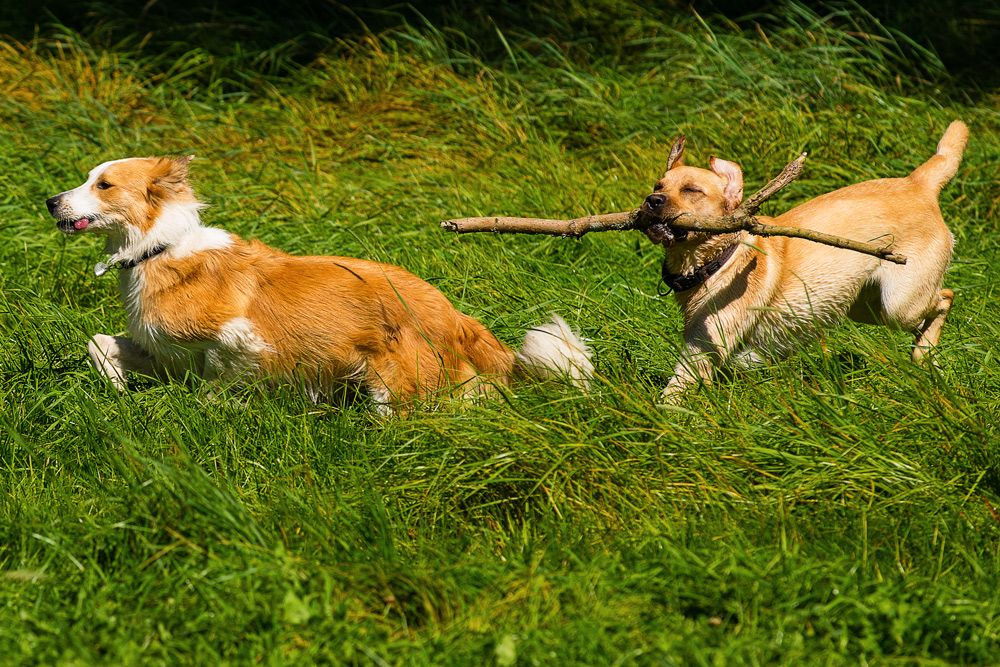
[
  {"x1": 912, "y1": 289, "x2": 954, "y2": 364},
  {"x1": 870, "y1": 236, "x2": 953, "y2": 363},
  {"x1": 88, "y1": 334, "x2": 160, "y2": 391},
  {"x1": 363, "y1": 355, "x2": 409, "y2": 417}
]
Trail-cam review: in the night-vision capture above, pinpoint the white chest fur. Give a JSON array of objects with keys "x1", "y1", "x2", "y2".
[
  {"x1": 117, "y1": 263, "x2": 271, "y2": 382},
  {"x1": 118, "y1": 266, "x2": 209, "y2": 375},
  {"x1": 109, "y1": 213, "x2": 236, "y2": 375}
]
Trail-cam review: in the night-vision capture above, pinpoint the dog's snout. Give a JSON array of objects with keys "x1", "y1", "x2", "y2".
[
  {"x1": 46, "y1": 195, "x2": 61, "y2": 214},
  {"x1": 644, "y1": 193, "x2": 666, "y2": 211}
]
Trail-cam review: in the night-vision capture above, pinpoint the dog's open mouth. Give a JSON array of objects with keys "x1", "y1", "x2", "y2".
[
  {"x1": 640, "y1": 204, "x2": 690, "y2": 246},
  {"x1": 643, "y1": 220, "x2": 690, "y2": 246},
  {"x1": 56, "y1": 218, "x2": 90, "y2": 233}
]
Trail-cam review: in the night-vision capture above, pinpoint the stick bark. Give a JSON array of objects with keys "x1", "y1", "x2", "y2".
[{"x1": 440, "y1": 152, "x2": 907, "y2": 265}]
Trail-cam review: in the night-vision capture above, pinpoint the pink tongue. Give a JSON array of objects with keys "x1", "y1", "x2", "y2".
[{"x1": 74, "y1": 218, "x2": 89, "y2": 230}]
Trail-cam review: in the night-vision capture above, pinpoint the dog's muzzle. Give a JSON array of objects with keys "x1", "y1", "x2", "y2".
[
  {"x1": 46, "y1": 194, "x2": 91, "y2": 233},
  {"x1": 641, "y1": 194, "x2": 688, "y2": 245}
]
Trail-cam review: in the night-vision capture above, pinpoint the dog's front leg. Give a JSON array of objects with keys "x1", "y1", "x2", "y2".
[
  {"x1": 660, "y1": 341, "x2": 722, "y2": 404},
  {"x1": 88, "y1": 334, "x2": 159, "y2": 391},
  {"x1": 659, "y1": 306, "x2": 754, "y2": 404}
]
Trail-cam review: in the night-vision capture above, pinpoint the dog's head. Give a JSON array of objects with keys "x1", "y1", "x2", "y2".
[
  {"x1": 641, "y1": 137, "x2": 744, "y2": 246},
  {"x1": 46, "y1": 156, "x2": 196, "y2": 238}
]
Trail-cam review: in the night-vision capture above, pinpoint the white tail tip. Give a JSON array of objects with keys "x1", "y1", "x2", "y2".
[{"x1": 515, "y1": 314, "x2": 594, "y2": 390}]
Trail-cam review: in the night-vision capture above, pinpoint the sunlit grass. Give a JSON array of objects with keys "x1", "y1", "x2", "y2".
[{"x1": 1, "y1": 2, "x2": 999, "y2": 664}]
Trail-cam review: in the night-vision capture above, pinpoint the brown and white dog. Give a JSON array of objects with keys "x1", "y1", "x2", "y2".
[
  {"x1": 641, "y1": 121, "x2": 968, "y2": 402},
  {"x1": 47, "y1": 157, "x2": 592, "y2": 412}
]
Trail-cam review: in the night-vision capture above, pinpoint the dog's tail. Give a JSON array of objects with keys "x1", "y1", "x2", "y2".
[
  {"x1": 449, "y1": 313, "x2": 592, "y2": 393},
  {"x1": 513, "y1": 314, "x2": 593, "y2": 390},
  {"x1": 909, "y1": 120, "x2": 969, "y2": 195}
]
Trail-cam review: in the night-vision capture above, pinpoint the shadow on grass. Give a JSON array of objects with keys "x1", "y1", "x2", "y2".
[{"x1": 4, "y1": 1, "x2": 999, "y2": 90}]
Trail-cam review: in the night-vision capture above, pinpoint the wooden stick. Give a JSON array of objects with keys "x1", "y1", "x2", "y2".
[
  {"x1": 439, "y1": 154, "x2": 807, "y2": 237},
  {"x1": 669, "y1": 215, "x2": 906, "y2": 264},
  {"x1": 741, "y1": 152, "x2": 807, "y2": 213},
  {"x1": 440, "y1": 152, "x2": 908, "y2": 264},
  {"x1": 439, "y1": 210, "x2": 638, "y2": 237}
]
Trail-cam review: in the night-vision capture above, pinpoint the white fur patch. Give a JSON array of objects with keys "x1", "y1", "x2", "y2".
[
  {"x1": 368, "y1": 385, "x2": 395, "y2": 416},
  {"x1": 169, "y1": 226, "x2": 233, "y2": 259},
  {"x1": 108, "y1": 200, "x2": 231, "y2": 264},
  {"x1": 218, "y1": 318, "x2": 272, "y2": 354},
  {"x1": 203, "y1": 317, "x2": 273, "y2": 381},
  {"x1": 515, "y1": 314, "x2": 593, "y2": 390}
]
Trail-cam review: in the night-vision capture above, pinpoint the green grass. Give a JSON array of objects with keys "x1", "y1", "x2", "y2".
[{"x1": 2, "y1": 2, "x2": 1000, "y2": 664}]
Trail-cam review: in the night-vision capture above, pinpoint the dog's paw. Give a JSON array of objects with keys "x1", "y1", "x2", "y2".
[
  {"x1": 656, "y1": 385, "x2": 686, "y2": 407},
  {"x1": 88, "y1": 334, "x2": 128, "y2": 392}
]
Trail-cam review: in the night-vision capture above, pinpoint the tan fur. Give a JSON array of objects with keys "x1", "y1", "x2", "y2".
[
  {"x1": 642, "y1": 121, "x2": 968, "y2": 402},
  {"x1": 48, "y1": 158, "x2": 592, "y2": 412}
]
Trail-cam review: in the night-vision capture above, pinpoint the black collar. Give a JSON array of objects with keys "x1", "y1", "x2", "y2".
[
  {"x1": 117, "y1": 244, "x2": 170, "y2": 269},
  {"x1": 94, "y1": 245, "x2": 170, "y2": 277},
  {"x1": 660, "y1": 242, "x2": 740, "y2": 293}
]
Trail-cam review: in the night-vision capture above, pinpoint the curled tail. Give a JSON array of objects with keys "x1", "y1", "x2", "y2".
[
  {"x1": 514, "y1": 314, "x2": 593, "y2": 390},
  {"x1": 909, "y1": 120, "x2": 969, "y2": 194}
]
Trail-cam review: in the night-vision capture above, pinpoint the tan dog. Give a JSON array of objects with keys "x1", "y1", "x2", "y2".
[
  {"x1": 46, "y1": 157, "x2": 592, "y2": 413},
  {"x1": 641, "y1": 121, "x2": 968, "y2": 401}
]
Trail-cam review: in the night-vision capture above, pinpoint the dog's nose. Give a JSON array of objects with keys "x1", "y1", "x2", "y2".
[
  {"x1": 643, "y1": 193, "x2": 666, "y2": 211},
  {"x1": 46, "y1": 195, "x2": 61, "y2": 214}
]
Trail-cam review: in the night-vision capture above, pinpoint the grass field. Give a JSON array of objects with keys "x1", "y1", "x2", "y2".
[{"x1": 2, "y1": 1, "x2": 1000, "y2": 664}]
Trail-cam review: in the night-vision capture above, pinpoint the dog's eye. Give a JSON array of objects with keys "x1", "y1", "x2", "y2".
[
  {"x1": 96, "y1": 181, "x2": 113, "y2": 190},
  {"x1": 681, "y1": 185, "x2": 704, "y2": 195}
]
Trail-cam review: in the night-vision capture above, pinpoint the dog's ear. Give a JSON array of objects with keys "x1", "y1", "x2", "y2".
[
  {"x1": 709, "y1": 156, "x2": 743, "y2": 213},
  {"x1": 664, "y1": 136, "x2": 686, "y2": 173},
  {"x1": 148, "y1": 156, "x2": 194, "y2": 200}
]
